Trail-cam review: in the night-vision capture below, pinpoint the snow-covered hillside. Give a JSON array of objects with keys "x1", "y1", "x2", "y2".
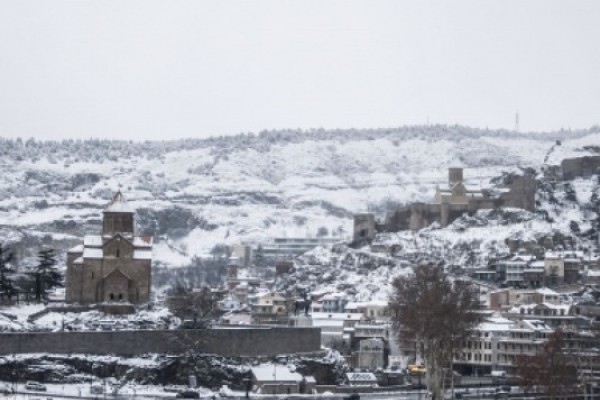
[{"x1": 0, "y1": 126, "x2": 598, "y2": 274}]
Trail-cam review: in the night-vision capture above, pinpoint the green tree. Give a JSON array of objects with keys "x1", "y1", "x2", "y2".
[
  {"x1": 388, "y1": 264, "x2": 482, "y2": 399},
  {"x1": 516, "y1": 329, "x2": 579, "y2": 399},
  {"x1": 0, "y1": 243, "x2": 16, "y2": 302},
  {"x1": 30, "y1": 248, "x2": 63, "y2": 302}
]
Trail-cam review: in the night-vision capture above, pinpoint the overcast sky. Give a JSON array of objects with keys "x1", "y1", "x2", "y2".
[{"x1": 0, "y1": 1, "x2": 598, "y2": 141}]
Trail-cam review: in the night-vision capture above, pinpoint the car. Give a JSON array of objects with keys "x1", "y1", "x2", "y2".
[
  {"x1": 176, "y1": 390, "x2": 200, "y2": 399},
  {"x1": 25, "y1": 381, "x2": 47, "y2": 391},
  {"x1": 407, "y1": 364, "x2": 427, "y2": 375},
  {"x1": 343, "y1": 393, "x2": 360, "y2": 400}
]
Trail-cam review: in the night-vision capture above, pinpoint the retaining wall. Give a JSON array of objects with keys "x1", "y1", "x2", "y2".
[{"x1": 0, "y1": 327, "x2": 320, "y2": 357}]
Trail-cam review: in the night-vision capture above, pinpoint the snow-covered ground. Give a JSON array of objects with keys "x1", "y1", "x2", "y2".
[
  {"x1": 1, "y1": 128, "x2": 598, "y2": 271},
  {"x1": 0, "y1": 300, "x2": 179, "y2": 333}
]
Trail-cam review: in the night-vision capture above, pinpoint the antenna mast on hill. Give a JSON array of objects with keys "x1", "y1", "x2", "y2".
[{"x1": 515, "y1": 112, "x2": 520, "y2": 132}]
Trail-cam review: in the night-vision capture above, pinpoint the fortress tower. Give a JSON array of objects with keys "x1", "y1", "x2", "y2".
[{"x1": 448, "y1": 167, "x2": 464, "y2": 188}]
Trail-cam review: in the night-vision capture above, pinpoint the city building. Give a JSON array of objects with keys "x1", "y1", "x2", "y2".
[{"x1": 250, "y1": 292, "x2": 288, "y2": 325}]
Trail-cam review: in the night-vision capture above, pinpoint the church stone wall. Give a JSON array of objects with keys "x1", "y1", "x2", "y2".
[
  {"x1": 102, "y1": 212, "x2": 134, "y2": 236},
  {"x1": 103, "y1": 236, "x2": 134, "y2": 258},
  {"x1": 68, "y1": 258, "x2": 151, "y2": 304},
  {"x1": 65, "y1": 251, "x2": 83, "y2": 303},
  {"x1": 0, "y1": 327, "x2": 320, "y2": 357}
]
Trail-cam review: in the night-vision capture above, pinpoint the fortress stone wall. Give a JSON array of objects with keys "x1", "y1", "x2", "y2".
[
  {"x1": 561, "y1": 156, "x2": 600, "y2": 181},
  {"x1": 353, "y1": 170, "x2": 537, "y2": 241},
  {"x1": 0, "y1": 327, "x2": 320, "y2": 357}
]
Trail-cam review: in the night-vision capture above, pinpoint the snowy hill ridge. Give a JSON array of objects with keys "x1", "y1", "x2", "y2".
[{"x1": 0, "y1": 125, "x2": 599, "y2": 272}]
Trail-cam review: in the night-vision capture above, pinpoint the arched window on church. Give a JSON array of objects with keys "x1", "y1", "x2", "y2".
[
  {"x1": 118, "y1": 293, "x2": 123, "y2": 301},
  {"x1": 110, "y1": 293, "x2": 114, "y2": 301},
  {"x1": 116, "y1": 249, "x2": 120, "y2": 258}
]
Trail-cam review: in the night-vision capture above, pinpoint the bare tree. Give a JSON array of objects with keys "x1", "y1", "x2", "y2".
[
  {"x1": 516, "y1": 329, "x2": 579, "y2": 399},
  {"x1": 388, "y1": 264, "x2": 482, "y2": 399},
  {"x1": 166, "y1": 283, "x2": 217, "y2": 328}
]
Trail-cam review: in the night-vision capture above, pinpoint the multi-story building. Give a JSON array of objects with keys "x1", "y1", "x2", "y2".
[
  {"x1": 488, "y1": 288, "x2": 560, "y2": 311},
  {"x1": 345, "y1": 301, "x2": 390, "y2": 321},
  {"x1": 357, "y1": 338, "x2": 386, "y2": 371},
  {"x1": 503, "y1": 302, "x2": 575, "y2": 329},
  {"x1": 258, "y1": 237, "x2": 343, "y2": 259},
  {"x1": 496, "y1": 254, "x2": 536, "y2": 287},
  {"x1": 545, "y1": 252, "x2": 565, "y2": 286},
  {"x1": 321, "y1": 292, "x2": 348, "y2": 313},
  {"x1": 250, "y1": 292, "x2": 288, "y2": 325},
  {"x1": 454, "y1": 316, "x2": 515, "y2": 376},
  {"x1": 496, "y1": 320, "x2": 553, "y2": 373},
  {"x1": 523, "y1": 261, "x2": 545, "y2": 288}
]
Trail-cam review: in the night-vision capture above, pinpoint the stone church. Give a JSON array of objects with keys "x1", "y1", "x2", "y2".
[{"x1": 65, "y1": 191, "x2": 152, "y2": 305}]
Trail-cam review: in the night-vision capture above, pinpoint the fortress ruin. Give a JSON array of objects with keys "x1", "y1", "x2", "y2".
[{"x1": 353, "y1": 168, "x2": 536, "y2": 242}]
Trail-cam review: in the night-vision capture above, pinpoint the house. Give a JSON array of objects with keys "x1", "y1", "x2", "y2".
[
  {"x1": 545, "y1": 252, "x2": 565, "y2": 286},
  {"x1": 357, "y1": 338, "x2": 385, "y2": 371},
  {"x1": 250, "y1": 364, "x2": 314, "y2": 394},
  {"x1": 523, "y1": 261, "x2": 545, "y2": 288},
  {"x1": 345, "y1": 301, "x2": 389, "y2": 321},
  {"x1": 217, "y1": 294, "x2": 242, "y2": 312},
  {"x1": 321, "y1": 292, "x2": 348, "y2": 313},
  {"x1": 496, "y1": 254, "x2": 536, "y2": 287},
  {"x1": 250, "y1": 292, "x2": 288, "y2": 325},
  {"x1": 219, "y1": 310, "x2": 251, "y2": 325},
  {"x1": 65, "y1": 191, "x2": 152, "y2": 307},
  {"x1": 488, "y1": 288, "x2": 560, "y2": 311},
  {"x1": 308, "y1": 312, "x2": 366, "y2": 346}
]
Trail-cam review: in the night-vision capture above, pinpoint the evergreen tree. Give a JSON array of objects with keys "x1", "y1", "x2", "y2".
[
  {"x1": 0, "y1": 243, "x2": 16, "y2": 302},
  {"x1": 32, "y1": 248, "x2": 63, "y2": 302},
  {"x1": 254, "y1": 244, "x2": 265, "y2": 267}
]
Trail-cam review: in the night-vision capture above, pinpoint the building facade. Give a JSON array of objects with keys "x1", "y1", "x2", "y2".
[{"x1": 65, "y1": 191, "x2": 152, "y2": 305}]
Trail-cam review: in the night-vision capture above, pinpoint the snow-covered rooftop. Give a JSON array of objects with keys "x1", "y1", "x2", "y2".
[
  {"x1": 133, "y1": 250, "x2": 152, "y2": 260},
  {"x1": 83, "y1": 248, "x2": 103, "y2": 259},
  {"x1": 311, "y1": 312, "x2": 364, "y2": 321},
  {"x1": 84, "y1": 235, "x2": 103, "y2": 247},
  {"x1": 104, "y1": 191, "x2": 134, "y2": 213},
  {"x1": 251, "y1": 364, "x2": 303, "y2": 383}
]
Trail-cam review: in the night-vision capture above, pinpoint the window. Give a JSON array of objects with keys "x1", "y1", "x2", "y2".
[
  {"x1": 116, "y1": 249, "x2": 120, "y2": 258},
  {"x1": 118, "y1": 293, "x2": 123, "y2": 301},
  {"x1": 110, "y1": 293, "x2": 114, "y2": 300}
]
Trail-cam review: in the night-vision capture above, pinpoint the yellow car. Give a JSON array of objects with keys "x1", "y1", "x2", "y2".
[{"x1": 407, "y1": 364, "x2": 426, "y2": 375}]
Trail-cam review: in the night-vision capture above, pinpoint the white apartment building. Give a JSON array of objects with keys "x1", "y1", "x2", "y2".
[
  {"x1": 455, "y1": 315, "x2": 515, "y2": 376},
  {"x1": 496, "y1": 319, "x2": 553, "y2": 373}
]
